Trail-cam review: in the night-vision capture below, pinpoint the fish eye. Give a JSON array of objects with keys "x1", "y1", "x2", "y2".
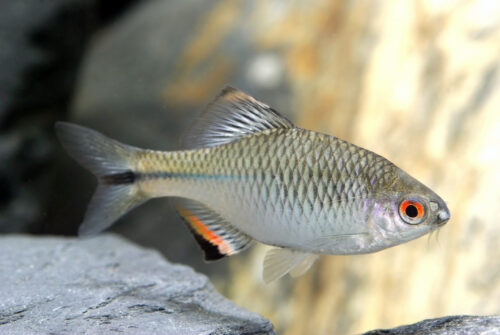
[{"x1": 399, "y1": 199, "x2": 425, "y2": 224}]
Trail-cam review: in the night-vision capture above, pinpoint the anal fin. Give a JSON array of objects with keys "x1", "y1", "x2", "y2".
[
  {"x1": 174, "y1": 198, "x2": 253, "y2": 261},
  {"x1": 263, "y1": 248, "x2": 317, "y2": 283}
]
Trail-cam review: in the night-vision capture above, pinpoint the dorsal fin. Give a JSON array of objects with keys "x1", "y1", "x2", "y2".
[
  {"x1": 173, "y1": 198, "x2": 253, "y2": 261},
  {"x1": 182, "y1": 86, "x2": 295, "y2": 149}
]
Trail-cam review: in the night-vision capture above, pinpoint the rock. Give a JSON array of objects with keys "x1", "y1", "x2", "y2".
[
  {"x1": 0, "y1": 234, "x2": 275, "y2": 335},
  {"x1": 362, "y1": 315, "x2": 500, "y2": 335}
]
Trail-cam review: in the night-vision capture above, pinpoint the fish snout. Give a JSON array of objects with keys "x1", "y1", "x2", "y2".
[
  {"x1": 430, "y1": 200, "x2": 450, "y2": 225},
  {"x1": 437, "y1": 208, "x2": 450, "y2": 223}
]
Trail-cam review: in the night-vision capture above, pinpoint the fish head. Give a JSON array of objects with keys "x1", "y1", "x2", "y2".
[{"x1": 369, "y1": 169, "x2": 450, "y2": 244}]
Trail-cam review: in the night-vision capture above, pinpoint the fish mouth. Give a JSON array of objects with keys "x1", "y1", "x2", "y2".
[
  {"x1": 438, "y1": 209, "x2": 450, "y2": 221},
  {"x1": 429, "y1": 198, "x2": 450, "y2": 226},
  {"x1": 435, "y1": 207, "x2": 450, "y2": 226}
]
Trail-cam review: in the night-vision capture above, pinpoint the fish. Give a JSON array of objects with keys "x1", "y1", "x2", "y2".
[{"x1": 55, "y1": 86, "x2": 450, "y2": 283}]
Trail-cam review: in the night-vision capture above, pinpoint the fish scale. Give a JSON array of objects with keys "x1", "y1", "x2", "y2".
[
  {"x1": 141, "y1": 128, "x2": 395, "y2": 248},
  {"x1": 55, "y1": 86, "x2": 450, "y2": 283}
]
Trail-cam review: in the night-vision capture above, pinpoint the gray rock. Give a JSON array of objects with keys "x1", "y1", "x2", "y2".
[
  {"x1": 362, "y1": 315, "x2": 500, "y2": 335},
  {"x1": 0, "y1": 234, "x2": 275, "y2": 335}
]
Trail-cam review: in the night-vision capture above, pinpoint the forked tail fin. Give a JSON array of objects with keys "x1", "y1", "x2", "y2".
[{"x1": 55, "y1": 122, "x2": 147, "y2": 236}]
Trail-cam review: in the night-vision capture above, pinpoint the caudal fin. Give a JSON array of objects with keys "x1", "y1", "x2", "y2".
[{"x1": 55, "y1": 122, "x2": 147, "y2": 236}]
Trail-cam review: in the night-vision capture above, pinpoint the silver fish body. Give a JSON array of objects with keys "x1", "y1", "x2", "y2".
[{"x1": 56, "y1": 86, "x2": 450, "y2": 282}]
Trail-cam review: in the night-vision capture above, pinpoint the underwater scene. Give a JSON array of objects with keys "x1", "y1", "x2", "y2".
[{"x1": 1, "y1": 1, "x2": 499, "y2": 334}]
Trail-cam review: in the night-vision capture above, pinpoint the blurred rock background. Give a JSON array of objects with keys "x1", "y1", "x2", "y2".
[{"x1": 1, "y1": 0, "x2": 499, "y2": 334}]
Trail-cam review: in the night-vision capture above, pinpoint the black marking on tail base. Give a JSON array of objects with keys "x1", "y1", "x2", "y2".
[{"x1": 101, "y1": 170, "x2": 137, "y2": 185}]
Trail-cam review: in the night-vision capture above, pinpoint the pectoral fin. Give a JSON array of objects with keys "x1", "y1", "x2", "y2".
[{"x1": 263, "y1": 248, "x2": 316, "y2": 283}]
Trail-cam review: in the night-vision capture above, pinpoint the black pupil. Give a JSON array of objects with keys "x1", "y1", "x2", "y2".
[{"x1": 405, "y1": 204, "x2": 418, "y2": 218}]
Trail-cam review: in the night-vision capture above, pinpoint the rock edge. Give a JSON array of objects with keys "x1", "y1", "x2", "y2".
[{"x1": 0, "y1": 234, "x2": 275, "y2": 335}]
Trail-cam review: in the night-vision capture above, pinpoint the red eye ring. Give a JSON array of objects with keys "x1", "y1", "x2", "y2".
[{"x1": 399, "y1": 199, "x2": 425, "y2": 222}]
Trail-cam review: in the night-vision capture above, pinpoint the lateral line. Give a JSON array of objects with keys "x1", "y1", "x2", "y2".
[{"x1": 142, "y1": 171, "x2": 244, "y2": 180}]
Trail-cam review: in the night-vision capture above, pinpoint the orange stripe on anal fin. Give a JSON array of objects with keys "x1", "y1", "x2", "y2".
[{"x1": 178, "y1": 207, "x2": 233, "y2": 255}]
